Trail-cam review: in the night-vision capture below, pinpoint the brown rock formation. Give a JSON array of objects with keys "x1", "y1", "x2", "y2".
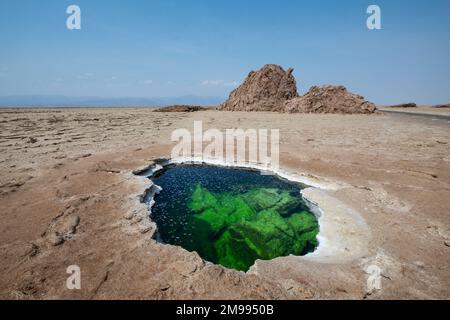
[
  {"x1": 219, "y1": 64, "x2": 376, "y2": 114},
  {"x1": 432, "y1": 103, "x2": 450, "y2": 108},
  {"x1": 385, "y1": 103, "x2": 417, "y2": 108},
  {"x1": 154, "y1": 105, "x2": 208, "y2": 112},
  {"x1": 284, "y1": 85, "x2": 376, "y2": 114},
  {"x1": 219, "y1": 64, "x2": 298, "y2": 111}
]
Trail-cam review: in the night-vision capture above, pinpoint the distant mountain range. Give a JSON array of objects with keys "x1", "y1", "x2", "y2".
[{"x1": 0, "y1": 95, "x2": 225, "y2": 107}]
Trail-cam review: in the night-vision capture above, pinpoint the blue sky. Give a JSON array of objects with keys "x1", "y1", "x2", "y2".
[{"x1": 0, "y1": 0, "x2": 449, "y2": 105}]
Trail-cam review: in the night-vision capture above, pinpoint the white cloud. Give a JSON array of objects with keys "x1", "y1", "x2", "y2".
[
  {"x1": 143, "y1": 80, "x2": 153, "y2": 85},
  {"x1": 201, "y1": 80, "x2": 240, "y2": 87},
  {"x1": 103, "y1": 76, "x2": 119, "y2": 83},
  {"x1": 76, "y1": 73, "x2": 94, "y2": 80},
  {"x1": 167, "y1": 81, "x2": 176, "y2": 86},
  {"x1": 201, "y1": 80, "x2": 223, "y2": 86},
  {"x1": 226, "y1": 81, "x2": 240, "y2": 87}
]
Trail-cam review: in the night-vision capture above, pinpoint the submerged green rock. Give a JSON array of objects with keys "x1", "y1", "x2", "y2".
[{"x1": 187, "y1": 184, "x2": 319, "y2": 271}]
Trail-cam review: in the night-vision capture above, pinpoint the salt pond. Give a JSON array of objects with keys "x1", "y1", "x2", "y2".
[{"x1": 146, "y1": 164, "x2": 320, "y2": 271}]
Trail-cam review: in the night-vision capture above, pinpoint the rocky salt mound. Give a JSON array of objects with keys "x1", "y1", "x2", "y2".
[
  {"x1": 219, "y1": 64, "x2": 298, "y2": 111},
  {"x1": 220, "y1": 64, "x2": 376, "y2": 114},
  {"x1": 284, "y1": 85, "x2": 377, "y2": 114}
]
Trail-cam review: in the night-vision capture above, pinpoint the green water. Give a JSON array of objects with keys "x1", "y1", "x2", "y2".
[{"x1": 148, "y1": 164, "x2": 319, "y2": 271}]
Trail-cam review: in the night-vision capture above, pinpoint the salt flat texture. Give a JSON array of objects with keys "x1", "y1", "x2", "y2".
[{"x1": 0, "y1": 109, "x2": 449, "y2": 299}]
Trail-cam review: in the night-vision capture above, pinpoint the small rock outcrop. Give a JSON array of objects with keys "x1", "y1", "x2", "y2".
[
  {"x1": 219, "y1": 64, "x2": 376, "y2": 114},
  {"x1": 154, "y1": 105, "x2": 208, "y2": 112},
  {"x1": 219, "y1": 64, "x2": 298, "y2": 112},
  {"x1": 284, "y1": 85, "x2": 377, "y2": 114},
  {"x1": 385, "y1": 103, "x2": 417, "y2": 108},
  {"x1": 432, "y1": 103, "x2": 450, "y2": 108}
]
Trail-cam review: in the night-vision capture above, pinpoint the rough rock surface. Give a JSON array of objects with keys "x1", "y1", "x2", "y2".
[
  {"x1": 433, "y1": 103, "x2": 450, "y2": 108},
  {"x1": 187, "y1": 185, "x2": 319, "y2": 271},
  {"x1": 385, "y1": 103, "x2": 417, "y2": 108},
  {"x1": 284, "y1": 85, "x2": 376, "y2": 114},
  {"x1": 219, "y1": 64, "x2": 298, "y2": 111},
  {"x1": 220, "y1": 64, "x2": 376, "y2": 114},
  {"x1": 154, "y1": 105, "x2": 208, "y2": 112}
]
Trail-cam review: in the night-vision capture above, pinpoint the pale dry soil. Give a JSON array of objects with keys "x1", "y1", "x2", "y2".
[
  {"x1": 379, "y1": 106, "x2": 450, "y2": 117},
  {"x1": 0, "y1": 108, "x2": 449, "y2": 299}
]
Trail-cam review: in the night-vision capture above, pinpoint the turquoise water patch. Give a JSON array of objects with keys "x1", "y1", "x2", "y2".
[{"x1": 146, "y1": 164, "x2": 319, "y2": 272}]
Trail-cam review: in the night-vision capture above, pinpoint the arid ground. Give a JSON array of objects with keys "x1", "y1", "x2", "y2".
[{"x1": 0, "y1": 108, "x2": 449, "y2": 299}]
